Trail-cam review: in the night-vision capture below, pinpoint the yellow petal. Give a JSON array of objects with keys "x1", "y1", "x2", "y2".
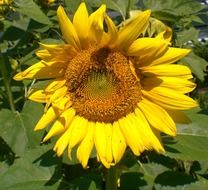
[
  {"x1": 43, "y1": 119, "x2": 65, "y2": 142},
  {"x1": 57, "y1": 6, "x2": 81, "y2": 50},
  {"x1": 166, "y1": 110, "x2": 191, "y2": 124},
  {"x1": 45, "y1": 78, "x2": 66, "y2": 92},
  {"x1": 141, "y1": 64, "x2": 193, "y2": 79},
  {"x1": 53, "y1": 127, "x2": 71, "y2": 157},
  {"x1": 88, "y1": 5, "x2": 106, "y2": 44},
  {"x1": 61, "y1": 108, "x2": 76, "y2": 128},
  {"x1": 68, "y1": 116, "x2": 88, "y2": 150},
  {"x1": 130, "y1": 111, "x2": 165, "y2": 153},
  {"x1": 142, "y1": 48, "x2": 190, "y2": 66},
  {"x1": 39, "y1": 43, "x2": 63, "y2": 53},
  {"x1": 118, "y1": 117, "x2": 142, "y2": 156},
  {"x1": 52, "y1": 96, "x2": 71, "y2": 111},
  {"x1": 104, "y1": 15, "x2": 118, "y2": 46},
  {"x1": 77, "y1": 122, "x2": 95, "y2": 168},
  {"x1": 53, "y1": 114, "x2": 77, "y2": 157},
  {"x1": 142, "y1": 88, "x2": 198, "y2": 110},
  {"x1": 155, "y1": 26, "x2": 172, "y2": 42},
  {"x1": 13, "y1": 61, "x2": 66, "y2": 81},
  {"x1": 49, "y1": 85, "x2": 67, "y2": 103},
  {"x1": 142, "y1": 76, "x2": 196, "y2": 93},
  {"x1": 73, "y1": 2, "x2": 89, "y2": 48},
  {"x1": 112, "y1": 121, "x2": 126, "y2": 164},
  {"x1": 28, "y1": 90, "x2": 47, "y2": 103},
  {"x1": 114, "y1": 10, "x2": 151, "y2": 50},
  {"x1": 127, "y1": 38, "x2": 168, "y2": 62},
  {"x1": 105, "y1": 123, "x2": 113, "y2": 163},
  {"x1": 36, "y1": 49, "x2": 51, "y2": 60},
  {"x1": 94, "y1": 122, "x2": 108, "y2": 163},
  {"x1": 34, "y1": 106, "x2": 60, "y2": 131},
  {"x1": 138, "y1": 99, "x2": 176, "y2": 136}
]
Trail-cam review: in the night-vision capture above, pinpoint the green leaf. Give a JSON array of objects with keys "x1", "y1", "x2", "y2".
[
  {"x1": 20, "y1": 101, "x2": 44, "y2": 148},
  {"x1": 164, "y1": 108, "x2": 208, "y2": 161},
  {"x1": 0, "y1": 101, "x2": 44, "y2": 155},
  {"x1": 14, "y1": 0, "x2": 52, "y2": 25},
  {"x1": 0, "y1": 110, "x2": 28, "y2": 156},
  {"x1": 176, "y1": 27, "x2": 199, "y2": 46},
  {"x1": 155, "y1": 179, "x2": 208, "y2": 190},
  {"x1": 181, "y1": 52, "x2": 208, "y2": 81},
  {"x1": 145, "y1": 0, "x2": 205, "y2": 16},
  {"x1": 0, "y1": 145, "x2": 62, "y2": 190}
]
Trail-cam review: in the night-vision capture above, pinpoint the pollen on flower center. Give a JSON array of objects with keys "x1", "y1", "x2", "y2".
[{"x1": 64, "y1": 46, "x2": 142, "y2": 122}]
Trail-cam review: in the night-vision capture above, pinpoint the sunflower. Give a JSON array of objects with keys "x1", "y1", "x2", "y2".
[{"x1": 14, "y1": 3, "x2": 197, "y2": 168}]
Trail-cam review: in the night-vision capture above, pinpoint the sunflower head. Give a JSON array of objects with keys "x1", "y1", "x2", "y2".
[{"x1": 14, "y1": 3, "x2": 197, "y2": 168}]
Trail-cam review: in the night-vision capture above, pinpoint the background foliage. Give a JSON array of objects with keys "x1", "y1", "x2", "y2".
[{"x1": 0, "y1": 0, "x2": 208, "y2": 189}]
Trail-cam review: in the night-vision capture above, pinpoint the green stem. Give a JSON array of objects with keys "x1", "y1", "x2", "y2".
[
  {"x1": 105, "y1": 166, "x2": 118, "y2": 190},
  {"x1": 0, "y1": 54, "x2": 16, "y2": 112}
]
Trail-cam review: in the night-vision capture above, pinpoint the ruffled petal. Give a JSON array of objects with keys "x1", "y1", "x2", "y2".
[
  {"x1": 45, "y1": 78, "x2": 66, "y2": 92},
  {"x1": 88, "y1": 5, "x2": 106, "y2": 44},
  {"x1": 67, "y1": 116, "x2": 88, "y2": 158},
  {"x1": 112, "y1": 121, "x2": 126, "y2": 164},
  {"x1": 94, "y1": 122, "x2": 111, "y2": 168},
  {"x1": 113, "y1": 10, "x2": 151, "y2": 50},
  {"x1": 13, "y1": 61, "x2": 66, "y2": 81},
  {"x1": 141, "y1": 64, "x2": 193, "y2": 79},
  {"x1": 129, "y1": 111, "x2": 165, "y2": 153},
  {"x1": 127, "y1": 38, "x2": 169, "y2": 62},
  {"x1": 28, "y1": 90, "x2": 47, "y2": 103},
  {"x1": 142, "y1": 48, "x2": 190, "y2": 66},
  {"x1": 142, "y1": 76, "x2": 196, "y2": 93},
  {"x1": 57, "y1": 6, "x2": 81, "y2": 50},
  {"x1": 137, "y1": 99, "x2": 176, "y2": 136},
  {"x1": 77, "y1": 122, "x2": 95, "y2": 168},
  {"x1": 104, "y1": 15, "x2": 118, "y2": 46},
  {"x1": 119, "y1": 117, "x2": 142, "y2": 155},
  {"x1": 105, "y1": 123, "x2": 113, "y2": 163},
  {"x1": 43, "y1": 118, "x2": 65, "y2": 142},
  {"x1": 155, "y1": 26, "x2": 172, "y2": 42},
  {"x1": 142, "y1": 88, "x2": 198, "y2": 110},
  {"x1": 34, "y1": 106, "x2": 60, "y2": 131},
  {"x1": 73, "y1": 2, "x2": 89, "y2": 48}
]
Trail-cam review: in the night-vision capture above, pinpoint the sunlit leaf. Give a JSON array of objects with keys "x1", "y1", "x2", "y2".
[
  {"x1": 164, "y1": 108, "x2": 208, "y2": 161},
  {"x1": 181, "y1": 52, "x2": 208, "y2": 81},
  {"x1": 0, "y1": 145, "x2": 62, "y2": 190},
  {"x1": 14, "y1": 0, "x2": 52, "y2": 25},
  {"x1": 0, "y1": 101, "x2": 44, "y2": 155}
]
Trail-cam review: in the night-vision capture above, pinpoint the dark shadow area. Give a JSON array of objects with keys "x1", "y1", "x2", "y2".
[
  {"x1": 0, "y1": 137, "x2": 15, "y2": 165},
  {"x1": 155, "y1": 170, "x2": 197, "y2": 186},
  {"x1": 164, "y1": 145, "x2": 181, "y2": 154},
  {"x1": 143, "y1": 151, "x2": 179, "y2": 170},
  {"x1": 141, "y1": 77, "x2": 163, "y2": 91},
  {"x1": 197, "y1": 109, "x2": 208, "y2": 115},
  {"x1": 119, "y1": 172, "x2": 147, "y2": 190}
]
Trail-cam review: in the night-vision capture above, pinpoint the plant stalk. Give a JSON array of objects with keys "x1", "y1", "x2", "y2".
[
  {"x1": 105, "y1": 166, "x2": 118, "y2": 190},
  {"x1": 0, "y1": 54, "x2": 16, "y2": 112}
]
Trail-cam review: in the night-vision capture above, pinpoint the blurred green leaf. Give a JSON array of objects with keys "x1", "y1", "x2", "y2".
[
  {"x1": 0, "y1": 145, "x2": 62, "y2": 190},
  {"x1": 181, "y1": 52, "x2": 208, "y2": 81},
  {"x1": 14, "y1": 0, "x2": 52, "y2": 25},
  {"x1": 176, "y1": 27, "x2": 199, "y2": 46},
  {"x1": 0, "y1": 101, "x2": 44, "y2": 155},
  {"x1": 144, "y1": 0, "x2": 205, "y2": 16},
  {"x1": 164, "y1": 108, "x2": 208, "y2": 161}
]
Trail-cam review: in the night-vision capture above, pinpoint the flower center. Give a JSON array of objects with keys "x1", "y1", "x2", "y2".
[{"x1": 65, "y1": 46, "x2": 141, "y2": 123}]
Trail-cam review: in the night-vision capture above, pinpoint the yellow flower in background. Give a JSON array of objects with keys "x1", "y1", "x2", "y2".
[
  {"x1": 44, "y1": 0, "x2": 55, "y2": 5},
  {"x1": 0, "y1": 0, "x2": 11, "y2": 5},
  {"x1": 14, "y1": 3, "x2": 197, "y2": 168}
]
